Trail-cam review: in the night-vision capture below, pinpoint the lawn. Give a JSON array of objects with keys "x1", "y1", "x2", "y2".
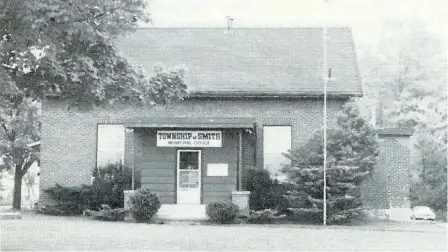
[{"x1": 1, "y1": 213, "x2": 447, "y2": 251}]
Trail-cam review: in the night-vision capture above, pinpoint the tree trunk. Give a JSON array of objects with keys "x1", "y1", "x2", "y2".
[
  {"x1": 421, "y1": 141, "x2": 426, "y2": 181},
  {"x1": 12, "y1": 165, "x2": 23, "y2": 210}
]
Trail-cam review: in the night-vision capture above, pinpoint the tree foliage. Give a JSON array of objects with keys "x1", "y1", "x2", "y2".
[
  {"x1": 389, "y1": 81, "x2": 447, "y2": 145},
  {"x1": 283, "y1": 100, "x2": 379, "y2": 224},
  {"x1": 410, "y1": 134, "x2": 447, "y2": 214},
  {"x1": 356, "y1": 18, "x2": 446, "y2": 126},
  {"x1": 1, "y1": 0, "x2": 188, "y2": 209},
  {"x1": 0, "y1": 99, "x2": 40, "y2": 169},
  {"x1": 1, "y1": 0, "x2": 188, "y2": 108},
  {"x1": 0, "y1": 99, "x2": 40, "y2": 209}
]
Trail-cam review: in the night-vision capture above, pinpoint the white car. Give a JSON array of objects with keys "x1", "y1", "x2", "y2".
[{"x1": 410, "y1": 206, "x2": 436, "y2": 221}]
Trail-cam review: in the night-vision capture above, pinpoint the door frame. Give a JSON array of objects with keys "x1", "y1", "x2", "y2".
[{"x1": 176, "y1": 149, "x2": 202, "y2": 204}]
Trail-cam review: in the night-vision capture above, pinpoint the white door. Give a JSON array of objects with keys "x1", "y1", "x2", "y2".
[{"x1": 177, "y1": 150, "x2": 201, "y2": 204}]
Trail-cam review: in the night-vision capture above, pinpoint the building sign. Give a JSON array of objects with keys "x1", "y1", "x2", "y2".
[
  {"x1": 207, "y1": 163, "x2": 228, "y2": 176},
  {"x1": 157, "y1": 130, "x2": 222, "y2": 147}
]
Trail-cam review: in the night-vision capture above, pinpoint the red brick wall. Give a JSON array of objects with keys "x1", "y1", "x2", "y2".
[
  {"x1": 39, "y1": 97, "x2": 344, "y2": 203},
  {"x1": 362, "y1": 135, "x2": 411, "y2": 209},
  {"x1": 39, "y1": 98, "x2": 412, "y2": 210}
]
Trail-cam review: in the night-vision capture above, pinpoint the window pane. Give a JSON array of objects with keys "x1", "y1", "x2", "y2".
[
  {"x1": 263, "y1": 126, "x2": 291, "y2": 182},
  {"x1": 97, "y1": 125, "x2": 125, "y2": 168}
]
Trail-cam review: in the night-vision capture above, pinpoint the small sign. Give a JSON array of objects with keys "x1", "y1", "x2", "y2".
[
  {"x1": 157, "y1": 130, "x2": 222, "y2": 147},
  {"x1": 179, "y1": 170, "x2": 199, "y2": 188},
  {"x1": 207, "y1": 163, "x2": 228, "y2": 176}
]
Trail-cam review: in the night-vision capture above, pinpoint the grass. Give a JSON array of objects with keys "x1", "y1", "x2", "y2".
[{"x1": 1, "y1": 212, "x2": 446, "y2": 251}]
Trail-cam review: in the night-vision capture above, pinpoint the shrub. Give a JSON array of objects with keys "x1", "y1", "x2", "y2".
[
  {"x1": 36, "y1": 203, "x2": 84, "y2": 216},
  {"x1": 264, "y1": 181, "x2": 291, "y2": 211},
  {"x1": 247, "y1": 209, "x2": 278, "y2": 224},
  {"x1": 129, "y1": 188, "x2": 161, "y2": 222},
  {"x1": 44, "y1": 162, "x2": 136, "y2": 213},
  {"x1": 44, "y1": 183, "x2": 93, "y2": 210},
  {"x1": 243, "y1": 168, "x2": 290, "y2": 211},
  {"x1": 206, "y1": 201, "x2": 239, "y2": 224},
  {"x1": 85, "y1": 204, "x2": 127, "y2": 221},
  {"x1": 90, "y1": 162, "x2": 135, "y2": 209},
  {"x1": 286, "y1": 208, "x2": 326, "y2": 224},
  {"x1": 243, "y1": 169, "x2": 271, "y2": 210}
]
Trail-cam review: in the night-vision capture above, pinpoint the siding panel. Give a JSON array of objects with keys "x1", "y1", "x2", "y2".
[
  {"x1": 203, "y1": 196, "x2": 232, "y2": 204},
  {"x1": 203, "y1": 184, "x2": 236, "y2": 192},
  {"x1": 143, "y1": 183, "x2": 175, "y2": 192},
  {"x1": 202, "y1": 177, "x2": 236, "y2": 185},
  {"x1": 141, "y1": 168, "x2": 175, "y2": 177},
  {"x1": 141, "y1": 176, "x2": 175, "y2": 184},
  {"x1": 137, "y1": 130, "x2": 176, "y2": 203},
  {"x1": 201, "y1": 130, "x2": 238, "y2": 202}
]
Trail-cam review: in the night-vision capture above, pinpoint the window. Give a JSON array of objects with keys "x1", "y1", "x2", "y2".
[
  {"x1": 263, "y1": 126, "x2": 292, "y2": 182},
  {"x1": 96, "y1": 125, "x2": 125, "y2": 168}
]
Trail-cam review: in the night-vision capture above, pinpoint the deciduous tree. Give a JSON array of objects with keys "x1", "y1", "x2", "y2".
[
  {"x1": 0, "y1": 99, "x2": 40, "y2": 209},
  {"x1": 1, "y1": 0, "x2": 188, "y2": 209}
]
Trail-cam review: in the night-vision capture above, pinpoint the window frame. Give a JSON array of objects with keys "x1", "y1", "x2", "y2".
[
  {"x1": 96, "y1": 124, "x2": 126, "y2": 169},
  {"x1": 262, "y1": 125, "x2": 292, "y2": 181}
]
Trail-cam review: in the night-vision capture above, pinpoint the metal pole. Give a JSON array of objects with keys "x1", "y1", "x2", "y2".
[{"x1": 322, "y1": 0, "x2": 328, "y2": 227}]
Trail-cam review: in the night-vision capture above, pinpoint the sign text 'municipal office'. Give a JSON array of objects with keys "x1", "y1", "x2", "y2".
[{"x1": 157, "y1": 130, "x2": 222, "y2": 147}]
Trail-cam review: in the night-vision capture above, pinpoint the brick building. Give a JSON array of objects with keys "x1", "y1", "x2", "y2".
[{"x1": 40, "y1": 28, "x2": 411, "y2": 215}]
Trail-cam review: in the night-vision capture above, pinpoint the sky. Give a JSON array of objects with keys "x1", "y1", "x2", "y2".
[{"x1": 144, "y1": 0, "x2": 447, "y2": 45}]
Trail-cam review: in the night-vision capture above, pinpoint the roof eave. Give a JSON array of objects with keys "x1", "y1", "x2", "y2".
[
  {"x1": 45, "y1": 91, "x2": 363, "y2": 100},
  {"x1": 188, "y1": 91, "x2": 363, "y2": 99}
]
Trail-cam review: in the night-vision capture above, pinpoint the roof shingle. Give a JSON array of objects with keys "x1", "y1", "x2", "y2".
[{"x1": 115, "y1": 28, "x2": 362, "y2": 97}]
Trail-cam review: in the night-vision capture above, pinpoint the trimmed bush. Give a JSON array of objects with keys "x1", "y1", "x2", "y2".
[
  {"x1": 129, "y1": 188, "x2": 161, "y2": 222},
  {"x1": 206, "y1": 201, "x2": 239, "y2": 224}
]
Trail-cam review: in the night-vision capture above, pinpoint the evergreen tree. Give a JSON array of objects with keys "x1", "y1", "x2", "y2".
[{"x1": 283, "y1": 99, "x2": 380, "y2": 223}]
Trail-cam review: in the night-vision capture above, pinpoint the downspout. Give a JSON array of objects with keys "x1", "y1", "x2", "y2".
[{"x1": 238, "y1": 129, "x2": 243, "y2": 191}]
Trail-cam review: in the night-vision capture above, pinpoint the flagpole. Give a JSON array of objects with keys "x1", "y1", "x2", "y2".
[{"x1": 322, "y1": 0, "x2": 328, "y2": 227}]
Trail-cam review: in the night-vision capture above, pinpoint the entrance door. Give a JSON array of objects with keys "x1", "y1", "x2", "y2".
[{"x1": 177, "y1": 150, "x2": 201, "y2": 204}]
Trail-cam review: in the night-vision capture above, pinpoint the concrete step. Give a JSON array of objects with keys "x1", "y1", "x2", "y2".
[{"x1": 156, "y1": 204, "x2": 207, "y2": 221}]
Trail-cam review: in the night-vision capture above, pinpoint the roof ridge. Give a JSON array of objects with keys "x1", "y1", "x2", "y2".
[{"x1": 135, "y1": 27, "x2": 352, "y2": 30}]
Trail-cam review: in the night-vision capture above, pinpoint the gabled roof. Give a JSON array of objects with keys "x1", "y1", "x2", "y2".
[{"x1": 115, "y1": 28, "x2": 362, "y2": 98}]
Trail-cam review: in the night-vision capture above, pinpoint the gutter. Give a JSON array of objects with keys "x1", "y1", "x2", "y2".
[
  {"x1": 45, "y1": 91, "x2": 363, "y2": 99},
  {"x1": 187, "y1": 91, "x2": 363, "y2": 99}
]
